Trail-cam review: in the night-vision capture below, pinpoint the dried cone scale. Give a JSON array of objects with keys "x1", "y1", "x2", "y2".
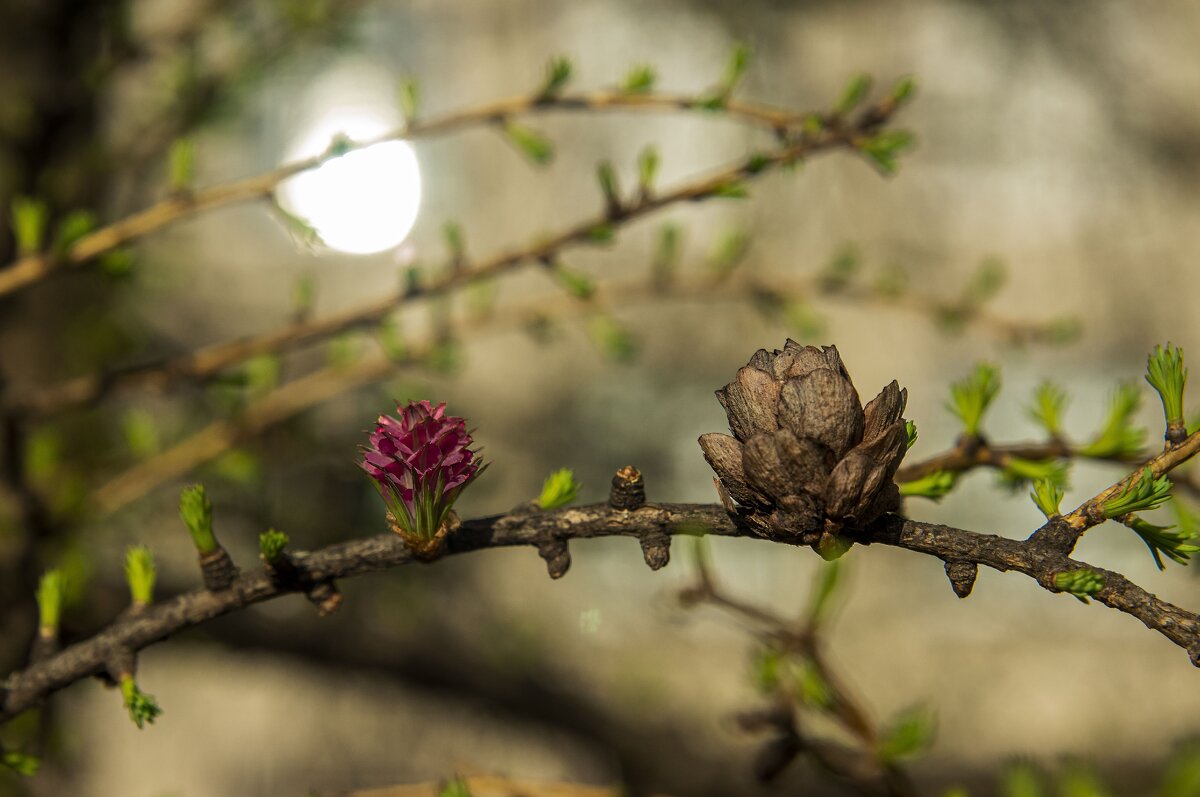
[{"x1": 699, "y1": 342, "x2": 909, "y2": 540}]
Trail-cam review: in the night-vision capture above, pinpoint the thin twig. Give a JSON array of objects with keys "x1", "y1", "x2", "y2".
[{"x1": 0, "y1": 89, "x2": 837, "y2": 299}]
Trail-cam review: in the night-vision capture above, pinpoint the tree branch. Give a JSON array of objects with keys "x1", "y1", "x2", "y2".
[{"x1": 5, "y1": 494, "x2": 1200, "y2": 725}]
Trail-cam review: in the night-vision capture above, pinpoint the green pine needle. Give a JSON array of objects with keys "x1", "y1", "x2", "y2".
[
  {"x1": 621, "y1": 64, "x2": 656, "y2": 94},
  {"x1": 898, "y1": 470, "x2": 956, "y2": 501},
  {"x1": 124, "y1": 545, "x2": 156, "y2": 606},
  {"x1": 1103, "y1": 467, "x2": 1172, "y2": 519},
  {"x1": 502, "y1": 121, "x2": 554, "y2": 165},
  {"x1": 1030, "y1": 479, "x2": 1065, "y2": 519},
  {"x1": 946, "y1": 363, "x2": 1001, "y2": 437},
  {"x1": 1028, "y1": 381, "x2": 1069, "y2": 437},
  {"x1": 537, "y1": 468, "x2": 582, "y2": 510},
  {"x1": 1146, "y1": 342, "x2": 1187, "y2": 425},
  {"x1": 538, "y1": 55, "x2": 572, "y2": 99},
  {"x1": 836, "y1": 73, "x2": 872, "y2": 115},
  {"x1": 1124, "y1": 515, "x2": 1200, "y2": 570},
  {"x1": 1079, "y1": 383, "x2": 1145, "y2": 459},
  {"x1": 1000, "y1": 457, "x2": 1069, "y2": 489},
  {"x1": 179, "y1": 484, "x2": 217, "y2": 555}
]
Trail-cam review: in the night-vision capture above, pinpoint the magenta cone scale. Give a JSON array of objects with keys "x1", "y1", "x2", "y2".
[{"x1": 361, "y1": 400, "x2": 486, "y2": 542}]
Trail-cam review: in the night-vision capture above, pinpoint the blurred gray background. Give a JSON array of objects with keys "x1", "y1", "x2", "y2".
[{"x1": 2, "y1": 0, "x2": 1200, "y2": 795}]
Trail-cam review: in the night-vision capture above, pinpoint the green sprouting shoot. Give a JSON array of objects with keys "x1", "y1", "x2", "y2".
[
  {"x1": 1124, "y1": 516, "x2": 1200, "y2": 570},
  {"x1": 1028, "y1": 381, "x2": 1069, "y2": 437},
  {"x1": 859, "y1": 130, "x2": 916, "y2": 175},
  {"x1": 538, "y1": 55, "x2": 573, "y2": 99},
  {"x1": 397, "y1": 76, "x2": 419, "y2": 121},
  {"x1": 836, "y1": 73, "x2": 872, "y2": 115},
  {"x1": 502, "y1": 121, "x2": 554, "y2": 165},
  {"x1": 168, "y1": 138, "x2": 195, "y2": 192},
  {"x1": 898, "y1": 470, "x2": 957, "y2": 501},
  {"x1": 946, "y1": 363, "x2": 1001, "y2": 437},
  {"x1": 621, "y1": 64, "x2": 657, "y2": 94},
  {"x1": 179, "y1": 484, "x2": 217, "y2": 555},
  {"x1": 1, "y1": 752, "x2": 39, "y2": 776},
  {"x1": 1030, "y1": 479, "x2": 1065, "y2": 519},
  {"x1": 1053, "y1": 568, "x2": 1105, "y2": 604},
  {"x1": 259, "y1": 529, "x2": 290, "y2": 563},
  {"x1": 637, "y1": 145, "x2": 659, "y2": 194},
  {"x1": 11, "y1": 196, "x2": 48, "y2": 255},
  {"x1": 36, "y1": 569, "x2": 66, "y2": 634},
  {"x1": 537, "y1": 468, "x2": 582, "y2": 510},
  {"x1": 904, "y1": 420, "x2": 918, "y2": 450},
  {"x1": 1000, "y1": 457, "x2": 1069, "y2": 489},
  {"x1": 878, "y1": 705, "x2": 936, "y2": 763},
  {"x1": 124, "y1": 545, "x2": 156, "y2": 607},
  {"x1": 1102, "y1": 467, "x2": 1172, "y2": 519},
  {"x1": 120, "y1": 675, "x2": 163, "y2": 730},
  {"x1": 1146, "y1": 343, "x2": 1187, "y2": 427},
  {"x1": 1078, "y1": 383, "x2": 1145, "y2": 459}
]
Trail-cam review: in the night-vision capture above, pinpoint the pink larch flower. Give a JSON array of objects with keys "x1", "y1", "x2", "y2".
[{"x1": 361, "y1": 400, "x2": 486, "y2": 544}]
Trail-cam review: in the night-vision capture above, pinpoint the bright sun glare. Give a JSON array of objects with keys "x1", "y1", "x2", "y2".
[{"x1": 278, "y1": 109, "x2": 422, "y2": 255}]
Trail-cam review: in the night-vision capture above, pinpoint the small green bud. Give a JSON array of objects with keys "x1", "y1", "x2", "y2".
[
  {"x1": 836, "y1": 73, "x2": 872, "y2": 115},
  {"x1": 537, "y1": 467, "x2": 582, "y2": 510},
  {"x1": 596, "y1": 160, "x2": 620, "y2": 210},
  {"x1": 442, "y1": 221, "x2": 466, "y2": 262},
  {"x1": 1054, "y1": 568, "x2": 1105, "y2": 603},
  {"x1": 795, "y1": 659, "x2": 833, "y2": 709},
  {"x1": 711, "y1": 180, "x2": 749, "y2": 199},
  {"x1": 36, "y1": 569, "x2": 66, "y2": 635},
  {"x1": 52, "y1": 209, "x2": 97, "y2": 257},
  {"x1": 1, "y1": 752, "x2": 39, "y2": 776},
  {"x1": 637, "y1": 145, "x2": 659, "y2": 194},
  {"x1": 859, "y1": 130, "x2": 916, "y2": 175},
  {"x1": 651, "y1": 223, "x2": 681, "y2": 289},
  {"x1": 259, "y1": 529, "x2": 290, "y2": 563},
  {"x1": 124, "y1": 545, "x2": 156, "y2": 607},
  {"x1": 437, "y1": 776, "x2": 473, "y2": 797},
  {"x1": 1001, "y1": 761, "x2": 1045, "y2": 797},
  {"x1": 819, "y1": 246, "x2": 860, "y2": 292},
  {"x1": 878, "y1": 705, "x2": 936, "y2": 763},
  {"x1": 898, "y1": 470, "x2": 956, "y2": 501},
  {"x1": 1030, "y1": 478, "x2": 1064, "y2": 519},
  {"x1": 1029, "y1": 381, "x2": 1068, "y2": 437},
  {"x1": 120, "y1": 675, "x2": 163, "y2": 730},
  {"x1": 1000, "y1": 457, "x2": 1068, "y2": 489},
  {"x1": 11, "y1": 196, "x2": 48, "y2": 256},
  {"x1": 621, "y1": 64, "x2": 657, "y2": 94},
  {"x1": 889, "y1": 76, "x2": 918, "y2": 105},
  {"x1": 550, "y1": 262, "x2": 595, "y2": 300},
  {"x1": 502, "y1": 121, "x2": 554, "y2": 165},
  {"x1": 750, "y1": 646, "x2": 783, "y2": 693},
  {"x1": 904, "y1": 420, "x2": 918, "y2": 450},
  {"x1": 179, "y1": 484, "x2": 217, "y2": 555},
  {"x1": 946, "y1": 363, "x2": 1001, "y2": 437},
  {"x1": 1146, "y1": 342, "x2": 1187, "y2": 428},
  {"x1": 397, "y1": 76, "x2": 419, "y2": 122},
  {"x1": 538, "y1": 56, "x2": 573, "y2": 99},
  {"x1": 1079, "y1": 383, "x2": 1145, "y2": 459},
  {"x1": 965, "y1": 257, "x2": 1006, "y2": 304},
  {"x1": 122, "y1": 409, "x2": 161, "y2": 457},
  {"x1": 587, "y1": 315, "x2": 637, "y2": 363},
  {"x1": 1103, "y1": 467, "x2": 1172, "y2": 519},
  {"x1": 168, "y1": 138, "x2": 195, "y2": 192},
  {"x1": 707, "y1": 227, "x2": 750, "y2": 279}
]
